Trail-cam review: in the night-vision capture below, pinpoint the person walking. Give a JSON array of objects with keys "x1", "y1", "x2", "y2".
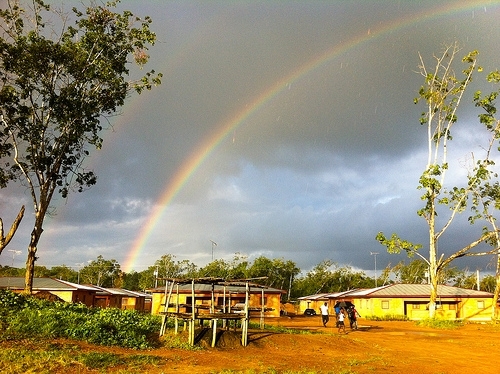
[
  {"x1": 320, "y1": 302, "x2": 329, "y2": 327},
  {"x1": 334, "y1": 302, "x2": 341, "y2": 327},
  {"x1": 337, "y1": 307, "x2": 346, "y2": 334},
  {"x1": 348, "y1": 305, "x2": 361, "y2": 330}
]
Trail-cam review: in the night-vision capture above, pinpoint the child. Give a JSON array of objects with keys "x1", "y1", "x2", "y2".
[{"x1": 337, "y1": 307, "x2": 346, "y2": 334}]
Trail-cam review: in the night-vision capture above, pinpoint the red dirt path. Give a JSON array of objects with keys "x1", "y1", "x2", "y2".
[{"x1": 156, "y1": 317, "x2": 500, "y2": 373}]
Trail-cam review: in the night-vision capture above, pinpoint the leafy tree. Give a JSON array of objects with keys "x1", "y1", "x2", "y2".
[
  {"x1": 138, "y1": 266, "x2": 158, "y2": 291},
  {"x1": 480, "y1": 274, "x2": 497, "y2": 293},
  {"x1": 470, "y1": 69, "x2": 500, "y2": 316},
  {"x1": 226, "y1": 252, "x2": 249, "y2": 280},
  {"x1": 376, "y1": 44, "x2": 500, "y2": 318},
  {"x1": 0, "y1": 1, "x2": 161, "y2": 293},
  {"x1": 47, "y1": 264, "x2": 78, "y2": 283},
  {"x1": 122, "y1": 270, "x2": 140, "y2": 291},
  {"x1": 33, "y1": 265, "x2": 51, "y2": 278},
  {"x1": 139, "y1": 254, "x2": 199, "y2": 290},
  {"x1": 197, "y1": 258, "x2": 232, "y2": 278},
  {"x1": 78, "y1": 255, "x2": 120, "y2": 287},
  {"x1": 246, "y1": 256, "x2": 300, "y2": 300},
  {"x1": 0, "y1": 265, "x2": 24, "y2": 276},
  {"x1": 156, "y1": 254, "x2": 196, "y2": 279},
  {"x1": 390, "y1": 259, "x2": 460, "y2": 285},
  {"x1": 391, "y1": 260, "x2": 428, "y2": 284},
  {"x1": 291, "y1": 260, "x2": 371, "y2": 297},
  {"x1": 452, "y1": 268, "x2": 480, "y2": 289}
]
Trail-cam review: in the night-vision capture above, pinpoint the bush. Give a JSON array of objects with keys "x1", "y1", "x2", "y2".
[
  {"x1": 364, "y1": 314, "x2": 409, "y2": 321},
  {"x1": 0, "y1": 290, "x2": 161, "y2": 348},
  {"x1": 415, "y1": 318, "x2": 463, "y2": 329}
]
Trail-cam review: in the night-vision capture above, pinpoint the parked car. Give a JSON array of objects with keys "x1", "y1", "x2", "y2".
[{"x1": 304, "y1": 308, "x2": 317, "y2": 316}]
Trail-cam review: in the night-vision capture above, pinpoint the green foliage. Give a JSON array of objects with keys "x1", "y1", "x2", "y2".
[
  {"x1": 79, "y1": 255, "x2": 121, "y2": 287},
  {"x1": 364, "y1": 314, "x2": 409, "y2": 321},
  {"x1": 291, "y1": 260, "x2": 374, "y2": 297},
  {"x1": 378, "y1": 44, "x2": 500, "y2": 318},
  {"x1": 0, "y1": 0, "x2": 162, "y2": 292},
  {"x1": 0, "y1": 290, "x2": 161, "y2": 349},
  {"x1": 160, "y1": 330, "x2": 203, "y2": 350},
  {"x1": 258, "y1": 324, "x2": 315, "y2": 335},
  {"x1": 375, "y1": 232, "x2": 422, "y2": 256},
  {"x1": 415, "y1": 318, "x2": 463, "y2": 329},
  {"x1": 0, "y1": 339, "x2": 164, "y2": 374}
]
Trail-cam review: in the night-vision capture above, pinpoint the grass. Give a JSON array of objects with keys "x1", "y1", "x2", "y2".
[
  {"x1": 0, "y1": 339, "x2": 164, "y2": 374},
  {"x1": 415, "y1": 318, "x2": 463, "y2": 329},
  {"x1": 364, "y1": 314, "x2": 409, "y2": 321}
]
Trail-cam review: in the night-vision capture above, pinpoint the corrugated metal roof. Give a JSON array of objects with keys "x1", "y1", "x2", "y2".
[
  {"x1": 149, "y1": 283, "x2": 284, "y2": 294},
  {"x1": 0, "y1": 277, "x2": 79, "y2": 290},
  {"x1": 0, "y1": 277, "x2": 156, "y2": 298},
  {"x1": 297, "y1": 293, "x2": 329, "y2": 300},
  {"x1": 57, "y1": 279, "x2": 99, "y2": 291},
  {"x1": 353, "y1": 284, "x2": 493, "y2": 298},
  {"x1": 117, "y1": 289, "x2": 151, "y2": 298},
  {"x1": 298, "y1": 284, "x2": 493, "y2": 300},
  {"x1": 345, "y1": 286, "x2": 388, "y2": 297},
  {"x1": 298, "y1": 290, "x2": 360, "y2": 300}
]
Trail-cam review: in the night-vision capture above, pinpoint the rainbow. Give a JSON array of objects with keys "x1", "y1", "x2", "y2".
[{"x1": 122, "y1": 1, "x2": 500, "y2": 272}]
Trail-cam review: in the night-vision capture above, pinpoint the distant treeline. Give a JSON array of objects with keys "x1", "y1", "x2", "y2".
[{"x1": 1, "y1": 254, "x2": 495, "y2": 299}]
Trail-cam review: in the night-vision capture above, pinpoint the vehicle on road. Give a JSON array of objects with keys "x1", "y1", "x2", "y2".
[{"x1": 304, "y1": 308, "x2": 317, "y2": 316}]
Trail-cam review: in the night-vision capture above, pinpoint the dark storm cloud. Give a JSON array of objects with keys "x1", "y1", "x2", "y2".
[{"x1": 2, "y1": 1, "x2": 500, "y2": 276}]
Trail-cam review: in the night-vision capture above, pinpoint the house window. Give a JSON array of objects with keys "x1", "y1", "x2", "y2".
[
  {"x1": 477, "y1": 300, "x2": 485, "y2": 309},
  {"x1": 412, "y1": 304, "x2": 420, "y2": 309},
  {"x1": 381, "y1": 300, "x2": 389, "y2": 309}
]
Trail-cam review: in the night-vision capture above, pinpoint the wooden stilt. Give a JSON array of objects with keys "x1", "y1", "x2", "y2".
[{"x1": 212, "y1": 318, "x2": 218, "y2": 347}]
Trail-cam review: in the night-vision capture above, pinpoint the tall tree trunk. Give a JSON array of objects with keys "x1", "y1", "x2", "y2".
[
  {"x1": 427, "y1": 186, "x2": 438, "y2": 318},
  {"x1": 493, "y1": 255, "x2": 500, "y2": 321},
  {"x1": 24, "y1": 212, "x2": 44, "y2": 294}
]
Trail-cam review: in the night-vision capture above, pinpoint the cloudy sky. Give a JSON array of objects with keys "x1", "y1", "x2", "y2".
[{"x1": 2, "y1": 1, "x2": 500, "y2": 278}]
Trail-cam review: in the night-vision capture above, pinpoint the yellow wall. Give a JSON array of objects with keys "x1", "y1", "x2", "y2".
[
  {"x1": 350, "y1": 296, "x2": 494, "y2": 321},
  {"x1": 50, "y1": 290, "x2": 94, "y2": 307},
  {"x1": 298, "y1": 300, "x2": 327, "y2": 315}
]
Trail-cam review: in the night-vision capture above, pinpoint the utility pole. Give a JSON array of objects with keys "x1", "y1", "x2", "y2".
[
  {"x1": 7, "y1": 249, "x2": 21, "y2": 267},
  {"x1": 370, "y1": 252, "x2": 379, "y2": 287},
  {"x1": 154, "y1": 266, "x2": 159, "y2": 288},
  {"x1": 210, "y1": 240, "x2": 217, "y2": 261}
]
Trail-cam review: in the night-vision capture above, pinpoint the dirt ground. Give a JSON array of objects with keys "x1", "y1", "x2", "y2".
[
  {"x1": 7, "y1": 316, "x2": 500, "y2": 373},
  {"x1": 148, "y1": 316, "x2": 500, "y2": 373}
]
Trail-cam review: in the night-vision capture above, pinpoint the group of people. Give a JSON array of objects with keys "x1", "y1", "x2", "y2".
[{"x1": 320, "y1": 301, "x2": 360, "y2": 334}]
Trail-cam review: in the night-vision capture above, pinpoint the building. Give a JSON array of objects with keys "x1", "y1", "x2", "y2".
[
  {"x1": 148, "y1": 278, "x2": 285, "y2": 318},
  {"x1": 298, "y1": 284, "x2": 496, "y2": 321},
  {"x1": 0, "y1": 277, "x2": 96, "y2": 307},
  {"x1": 0, "y1": 277, "x2": 151, "y2": 312},
  {"x1": 102, "y1": 287, "x2": 152, "y2": 312},
  {"x1": 347, "y1": 284, "x2": 496, "y2": 321},
  {"x1": 297, "y1": 291, "x2": 354, "y2": 315}
]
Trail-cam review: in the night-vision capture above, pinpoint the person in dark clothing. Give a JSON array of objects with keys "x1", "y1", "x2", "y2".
[
  {"x1": 347, "y1": 305, "x2": 361, "y2": 330},
  {"x1": 334, "y1": 302, "x2": 341, "y2": 327}
]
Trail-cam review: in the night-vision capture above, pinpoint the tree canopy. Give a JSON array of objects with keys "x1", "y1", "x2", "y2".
[
  {"x1": 0, "y1": 0, "x2": 161, "y2": 293},
  {"x1": 376, "y1": 44, "x2": 500, "y2": 318}
]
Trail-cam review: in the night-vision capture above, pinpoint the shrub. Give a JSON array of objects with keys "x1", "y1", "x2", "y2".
[
  {"x1": 364, "y1": 314, "x2": 409, "y2": 321},
  {"x1": 415, "y1": 318, "x2": 463, "y2": 329},
  {"x1": 0, "y1": 290, "x2": 161, "y2": 348}
]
